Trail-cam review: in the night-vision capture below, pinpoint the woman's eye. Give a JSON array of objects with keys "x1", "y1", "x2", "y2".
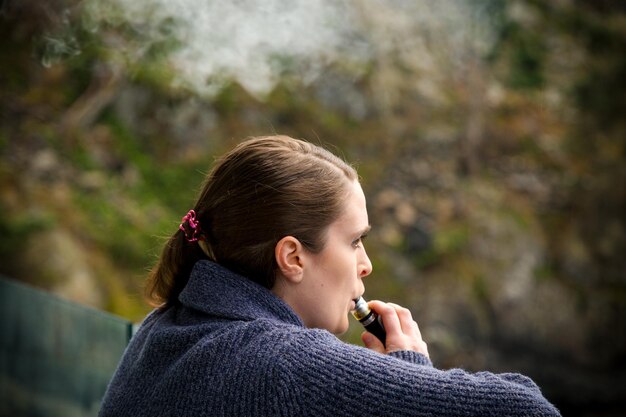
[{"x1": 352, "y1": 234, "x2": 367, "y2": 248}]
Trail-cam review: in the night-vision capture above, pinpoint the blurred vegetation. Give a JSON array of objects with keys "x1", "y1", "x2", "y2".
[{"x1": 1, "y1": 0, "x2": 624, "y2": 415}]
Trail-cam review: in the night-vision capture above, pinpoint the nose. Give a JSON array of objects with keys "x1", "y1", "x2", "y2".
[{"x1": 359, "y1": 248, "x2": 373, "y2": 278}]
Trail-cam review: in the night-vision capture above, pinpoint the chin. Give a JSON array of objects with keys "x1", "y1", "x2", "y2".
[{"x1": 331, "y1": 320, "x2": 349, "y2": 335}]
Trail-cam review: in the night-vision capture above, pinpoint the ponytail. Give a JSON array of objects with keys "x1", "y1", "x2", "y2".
[{"x1": 145, "y1": 229, "x2": 208, "y2": 307}]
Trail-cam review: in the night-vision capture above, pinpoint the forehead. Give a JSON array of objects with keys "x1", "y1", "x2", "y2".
[{"x1": 333, "y1": 181, "x2": 369, "y2": 231}]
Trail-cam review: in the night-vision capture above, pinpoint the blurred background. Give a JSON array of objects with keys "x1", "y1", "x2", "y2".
[{"x1": 1, "y1": 0, "x2": 625, "y2": 415}]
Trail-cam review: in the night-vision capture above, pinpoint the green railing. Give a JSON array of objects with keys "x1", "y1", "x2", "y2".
[{"x1": 0, "y1": 276, "x2": 133, "y2": 417}]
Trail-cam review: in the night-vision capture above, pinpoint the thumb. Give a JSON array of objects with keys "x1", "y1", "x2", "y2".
[{"x1": 361, "y1": 331, "x2": 385, "y2": 353}]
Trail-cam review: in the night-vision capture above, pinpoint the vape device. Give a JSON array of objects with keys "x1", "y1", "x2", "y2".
[{"x1": 352, "y1": 296, "x2": 386, "y2": 344}]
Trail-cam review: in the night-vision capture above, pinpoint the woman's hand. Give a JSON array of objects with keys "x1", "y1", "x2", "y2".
[{"x1": 361, "y1": 300, "x2": 429, "y2": 358}]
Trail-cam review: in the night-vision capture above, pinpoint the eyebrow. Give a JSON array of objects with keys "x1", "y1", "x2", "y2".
[{"x1": 359, "y1": 225, "x2": 372, "y2": 236}]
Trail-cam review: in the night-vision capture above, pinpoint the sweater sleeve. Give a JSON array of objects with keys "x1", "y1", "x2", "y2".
[
  {"x1": 272, "y1": 329, "x2": 561, "y2": 417},
  {"x1": 389, "y1": 350, "x2": 433, "y2": 367}
]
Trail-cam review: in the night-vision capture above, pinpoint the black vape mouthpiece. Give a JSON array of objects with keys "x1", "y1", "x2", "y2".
[{"x1": 351, "y1": 296, "x2": 386, "y2": 344}]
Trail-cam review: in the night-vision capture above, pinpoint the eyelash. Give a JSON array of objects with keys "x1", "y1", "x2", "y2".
[{"x1": 352, "y1": 234, "x2": 368, "y2": 248}]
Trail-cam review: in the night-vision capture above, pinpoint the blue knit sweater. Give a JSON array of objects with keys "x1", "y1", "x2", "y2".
[{"x1": 99, "y1": 261, "x2": 561, "y2": 416}]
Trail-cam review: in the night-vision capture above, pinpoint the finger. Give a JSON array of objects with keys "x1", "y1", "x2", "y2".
[
  {"x1": 361, "y1": 331, "x2": 385, "y2": 353},
  {"x1": 411, "y1": 320, "x2": 422, "y2": 338},
  {"x1": 367, "y1": 300, "x2": 402, "y2": 335},
  {"x1": 388, "y1": 303, "x2": 416, "y2": 335}
]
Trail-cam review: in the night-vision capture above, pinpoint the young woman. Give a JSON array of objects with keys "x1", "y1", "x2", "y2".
[{"x1": 99, "y1": 135, "x2": 561, "y2": 416}]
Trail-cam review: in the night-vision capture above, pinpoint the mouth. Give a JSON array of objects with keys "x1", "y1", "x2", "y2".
[{"x1": 350, "y1": 295, "x2": 363, "y2": 312}]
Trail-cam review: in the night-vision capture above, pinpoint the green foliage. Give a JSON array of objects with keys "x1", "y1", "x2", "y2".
[
  {"x1": 0, "y1": 206, "x2": 56, "y2": 273},
  {"x1": 490, "y1": 17, "x2": 547, "y2": 89},
  {"x1": 533, "y1": 262, "x2": 554, "y2": 282},
  {"x1": 72, "y1": 187, "x2": 149, "y2": 270},
  {"x1": 414, "y1": 223, "x2": 470, "y2": 269},
  {"x1": 102, "y1": 113, "x2": 207, "y2": 209},
  {"x1": 68, "y1": 114, "x2": 209, "y2": 271}
]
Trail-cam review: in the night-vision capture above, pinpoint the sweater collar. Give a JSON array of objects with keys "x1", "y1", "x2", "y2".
[{"x1": 178, "y1": 260, "x2": 304, "y2": 327}]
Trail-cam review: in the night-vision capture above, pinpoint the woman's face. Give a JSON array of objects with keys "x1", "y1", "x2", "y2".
[{"x1": 295, "y1": 180, "x2": 373, "y2": 334}]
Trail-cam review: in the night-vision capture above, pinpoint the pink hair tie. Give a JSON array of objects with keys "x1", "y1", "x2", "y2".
[{"x1": 179, "y1": 209, "x2": 204, "y2": 242}]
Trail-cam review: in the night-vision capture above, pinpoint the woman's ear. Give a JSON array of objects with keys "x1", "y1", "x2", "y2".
[{"x1": 274, "y1": 236, "x2": 304, "y2": 283}]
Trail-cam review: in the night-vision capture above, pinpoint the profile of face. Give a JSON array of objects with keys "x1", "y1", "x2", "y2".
[{"x1": 273, "y1": 180, "x2": 373, "y2": 334}]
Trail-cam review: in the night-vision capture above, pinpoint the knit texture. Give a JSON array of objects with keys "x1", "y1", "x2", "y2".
[{"x1": 99, "y1": 261, "x2": 561, "y2": 417}]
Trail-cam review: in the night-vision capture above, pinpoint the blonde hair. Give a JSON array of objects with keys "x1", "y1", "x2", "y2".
[{"x1": 146, "y1": 135, "x2": 358, "y2": 306}]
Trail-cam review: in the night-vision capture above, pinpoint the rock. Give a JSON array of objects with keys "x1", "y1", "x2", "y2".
[{"x1": 22, "y1": 229, "x2": 103, "y2": 308}]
